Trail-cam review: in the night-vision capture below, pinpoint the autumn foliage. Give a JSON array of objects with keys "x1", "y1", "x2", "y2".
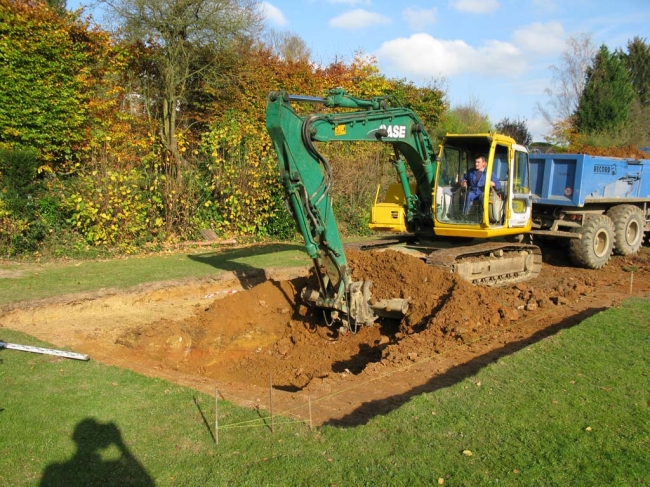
[{"x1": 0, "y1": 1, "x2": 446, "y2": 256}]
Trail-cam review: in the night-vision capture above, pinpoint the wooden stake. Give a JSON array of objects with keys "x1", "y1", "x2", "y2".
[
  {"x1": 630, "y1": 272, "x2": 634, "y2": 294},
  {"x1": 215, "y1": 387, "x2": 219, "y2": 445},
  {"x1": 269, "y1": 372, "x2": 274, "y2": 433},
  {"x1": 308, "y1": 396, "x2": 313, "y2": 431}
]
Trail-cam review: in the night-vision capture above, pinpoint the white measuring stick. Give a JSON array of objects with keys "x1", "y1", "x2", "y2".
[{"x1": 0, "y1": 341, "x2": 89, "y2": 361}]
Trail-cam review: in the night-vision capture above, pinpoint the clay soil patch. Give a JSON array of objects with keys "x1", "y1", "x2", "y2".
[
  {"x1": 570, "y1": 144, "x2": 650, "y2": 160},
  {"x1": 3, "y1": 247, "x2": 650, "y2": 426}
]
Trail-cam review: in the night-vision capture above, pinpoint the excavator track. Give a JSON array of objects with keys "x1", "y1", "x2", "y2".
[{"x1": 425, "y1": 242, "x2": 542, "y2": 287}]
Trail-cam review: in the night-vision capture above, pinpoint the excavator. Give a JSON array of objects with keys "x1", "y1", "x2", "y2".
[{"x1": 266, "y1": 88, "x2": 541, "y2": 332}]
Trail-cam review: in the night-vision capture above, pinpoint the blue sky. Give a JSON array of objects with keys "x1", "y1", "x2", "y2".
[{"x1": 70, "y1": 0, "x2": 650, "y2": 141}]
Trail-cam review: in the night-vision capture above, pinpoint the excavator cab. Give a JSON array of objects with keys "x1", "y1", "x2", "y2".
[
  {"x1": 433, "y1": 134, "x2": 532, "y2": 238},
  {"x1": 370, "y1": 133, "x2": 533, "y2": 239}
]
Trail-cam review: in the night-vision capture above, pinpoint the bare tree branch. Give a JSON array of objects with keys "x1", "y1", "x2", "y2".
[{"x1": 537, "y1": 33, "x2": 597, "y2": 143}]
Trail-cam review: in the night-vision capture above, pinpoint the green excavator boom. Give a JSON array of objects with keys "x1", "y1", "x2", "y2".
[{"x1": 265, "y1": 89, "x2": 438, "y2": 330}]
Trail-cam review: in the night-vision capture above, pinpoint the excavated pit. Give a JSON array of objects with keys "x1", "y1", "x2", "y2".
[
  {"x1": 3, "y1": 245, "x2": 650, "y2": 425},
  {"x1": 109, "y1": 251, "x2": 522, "y2": 392}
]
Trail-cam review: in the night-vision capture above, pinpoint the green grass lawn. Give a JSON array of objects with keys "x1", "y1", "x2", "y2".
[
  {"x1": 1, "y1": 297, "x2": 648, "y2": 486},
  {"x1": 0, "y1": 243, "x2": 310, "y2": 307}
]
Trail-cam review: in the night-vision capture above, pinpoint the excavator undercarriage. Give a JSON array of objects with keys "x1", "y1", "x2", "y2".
[
  {"x1": 424, "y1": 242, "x2": 542, "y2": 286},
  {"x1": 352, "y1": 239, "x2": 542, "y2": 287}
]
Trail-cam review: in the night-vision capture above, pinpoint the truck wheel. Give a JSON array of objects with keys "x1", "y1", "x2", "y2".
[
  {"x1": 606, "y1": 205, "x2": 645, "y2": 256},
  {"x1": 569, "y1": 215, "x2": 614, "y2": 269}
]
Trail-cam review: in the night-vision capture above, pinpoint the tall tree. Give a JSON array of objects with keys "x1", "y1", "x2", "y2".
[
  {"x1": 47, "y1": 0, "x2": 67, "y2": 13},
  {"x1": 437, "y1": 96, "x2": 491, "y2": 138},
  {"x1": 0, "y1": 0, "x2": 107, "y2": 168},
  {"x1": 574, "y1": 44, "x2": 635, "y2": 134},
  {"x1": 623, "y1": 37, "x2": 650, "y2": 145},
  {"x1": 537, "y1": 34, "x2": 596, "y2": 144},
  {"x1": 494, "y1": 117, "x2": 533, "y2": 146},
  {"x1": 388, "y1": 77, "x2": 447, "y2": 134},
  {"x1": 624, "y1": 36, "x2": 650, "y2": 107},
  {"x1": 263, "y1": 28, "x2": 311, "y2": 63},
  {"x1": 101, "y1": 0, "x2": 261, "y2": 229}
]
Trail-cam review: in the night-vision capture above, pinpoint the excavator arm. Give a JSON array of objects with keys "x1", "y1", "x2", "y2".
[{"x1": 266, "y1": 89, "x2": 426, "y2": 330}]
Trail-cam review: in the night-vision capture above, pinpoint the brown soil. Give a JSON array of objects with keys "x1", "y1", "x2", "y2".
[
  {"x1": 2, "y1": 246, "x2": 650, "y2": 427},
  {"x1": 569, "y1": 144, "x2": 650, "y2": 159}
]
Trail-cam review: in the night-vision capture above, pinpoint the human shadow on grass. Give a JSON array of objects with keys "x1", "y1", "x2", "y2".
[
  {"x1": 40, "y1": 418, "x2": 155, "y2": 486},
  {"x1": 324, "y1": 306, "x2": 607, "y2": 427},
  {"x1": 187, "y1": 243, "x2": 307, "y2": 290}
]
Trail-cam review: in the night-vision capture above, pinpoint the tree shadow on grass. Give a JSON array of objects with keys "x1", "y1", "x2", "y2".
[
  {"x1": 187, "y1": 243, "x2": 308, "y2": 290},
  {"x1": 324, "y1": 306, "x2": 607, "y2": 427},
  {"x1": 40, "y1": 418, "x2": 155, "y2": 486}
]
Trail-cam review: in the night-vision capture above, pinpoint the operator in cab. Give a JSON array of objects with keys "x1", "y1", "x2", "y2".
[{"x1": 460, "y1": 155, "x2": 501, "y2": 214}]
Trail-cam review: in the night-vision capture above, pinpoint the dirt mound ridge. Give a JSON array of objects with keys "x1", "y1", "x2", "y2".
[
  {"x1": 570, "y1": 144, "x2": 650, "y2": 160},
  {"x1": 115, "y1": 250, "x2": 533, "y2": 390}
]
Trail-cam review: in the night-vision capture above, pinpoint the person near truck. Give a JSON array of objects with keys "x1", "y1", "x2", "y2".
[{"x1": 460, "y1": 155, "x2": 501, "y2": 214}]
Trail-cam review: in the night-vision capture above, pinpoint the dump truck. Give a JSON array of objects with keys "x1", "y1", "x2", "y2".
[{"x1": 527, "y1": 151, "x2": 650, "y2": 269}]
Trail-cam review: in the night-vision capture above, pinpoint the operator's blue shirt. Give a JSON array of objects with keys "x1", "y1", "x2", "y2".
[
  {"x1": 462, "y1": 168, "x2": 501, "y2": 193},
  {"x1": 461, "y1": 168, "x2": 501, "y2": 214}
]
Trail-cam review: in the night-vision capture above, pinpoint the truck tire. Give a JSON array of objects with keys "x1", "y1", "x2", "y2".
[
  {"x1": 606, "y1": 204, "x2": 645, "y2": 256},
  {"x1": 569, "y1": 215, "x2": 614, "y2": 269}
]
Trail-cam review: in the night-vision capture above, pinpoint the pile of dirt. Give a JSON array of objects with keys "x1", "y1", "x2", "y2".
[
  {"x1": 113, "y1": 250, "x2": 487, "y2": 390},
  {"x1": 115, "y1": 278, "x2": 310, "y2": 388},
  {"x1": 570, "y1": 144, "x2": 650, "y2": 160},
  {"x1": 348, "y1": 250, "x2": 510, "y2": 357},
  {"x1": 111, "y1": 249, "x2": 606, "y2": 392}
]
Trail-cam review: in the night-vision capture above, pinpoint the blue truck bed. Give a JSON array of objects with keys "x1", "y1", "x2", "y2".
[{"x1": 529, "y1": 153, "x2": 650, "y2": 207}]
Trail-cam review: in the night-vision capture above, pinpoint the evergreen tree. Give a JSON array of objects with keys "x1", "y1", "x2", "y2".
[
  {"x1": 623, "y1": 37, "x2": 650, "y2": 145},
  {"x1": 624, "y1": 36, "x2": 650, "y2": 106},
  {"x1": 574, "y1": 44, "x2": 635, "y2": 134}
]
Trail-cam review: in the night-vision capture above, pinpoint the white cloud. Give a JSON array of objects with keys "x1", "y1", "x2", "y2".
[
  {"x1": 512, "y1": 21, "x2": 566, "y2": 55},
  {"x1": 259, "y1": 2, "x2": 288, "y2": 27},
  {"x1": 449, "y1": 0, "x2": 500, "y2": 14},
  {"x1": 402, "y1": 7, "x2": 437, "y2": 31},
  {"x1": 376, "y1": 33, "x2": 527, "y2": 78},
  {"x1": 527, "y1": 117, "x2": 552, "y2": 141},
  {"x1": 329, "y1": 9, "x2": 391, "y2": 30}
]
